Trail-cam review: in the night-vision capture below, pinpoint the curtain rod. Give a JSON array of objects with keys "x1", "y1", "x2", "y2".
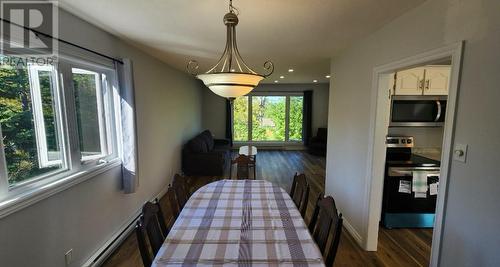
[{"x1": 0, "y1": 18, "x2": 124, "y2": 65}]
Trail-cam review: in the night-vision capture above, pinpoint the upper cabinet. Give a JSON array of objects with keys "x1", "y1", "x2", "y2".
[
  {"x1": 423, "y1": 66, "x2": 450, "y2": 95},
  {"x1": 394, "y1": 65, "x2": 450, "y2": 96},
  {"x1": 394, "y1": 67, "x2": 425, "y2": 95}
]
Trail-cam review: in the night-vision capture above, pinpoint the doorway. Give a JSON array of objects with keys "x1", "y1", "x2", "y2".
[{"x1": 364, "y1": 43, "x2": 463, "y2": 267}]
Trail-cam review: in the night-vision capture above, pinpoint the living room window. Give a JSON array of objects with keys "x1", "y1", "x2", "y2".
[
  {"x1": 72, "y1": 68, "x2": 112, "y2": 161},
  {"x1": 233, "y1": 93, "x2": 304, "y2": 143},
  {"x1": 0, "y1": 60, "x2": 66, "y2": 187},
  {"x1": 0, "y1": 55, "x2": 119, "y2": 192}
]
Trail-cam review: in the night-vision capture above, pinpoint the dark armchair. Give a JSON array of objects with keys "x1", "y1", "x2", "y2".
[
  {"x1": 308, "y1": 128, "x2": 327, "y2": 156},
  {"x1": 182, "y1": 130, "x2": 231, "y2": 176}
]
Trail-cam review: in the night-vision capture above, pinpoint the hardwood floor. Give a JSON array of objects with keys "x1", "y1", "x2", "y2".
[{"x1": 103, "y1": 150, "x2": 431, "y2": 267}]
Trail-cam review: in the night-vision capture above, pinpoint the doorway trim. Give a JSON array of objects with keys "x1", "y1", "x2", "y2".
[{"x1": 363, "y1": 42, "x2": 463, "y2": 267}]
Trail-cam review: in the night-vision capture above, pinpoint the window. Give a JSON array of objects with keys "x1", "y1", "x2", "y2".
[
  {"x1": 29, "y1": 65, "x2": 64, "y2": 168},
  {"x1": 0, "y1": 55, "x2": 119, "y2": 191},
  {"x1": 0, "y1": 60, "x2": 65, "y2": 186},
  {"x1": 289, "y1": 96, "x2": 304, "y2": 141},
  {"x1": 72, "y1": 68, "x2": 111, "y2": 161},
  {"x1": 233, "y1": 93, "x2": 304, "y2": 143},
  {"x1": 233, "y1": 96, "x2": 248, "y2": 141},
  {"x1": 252, "y1": 96, "x2": 286, "y2": 141}
]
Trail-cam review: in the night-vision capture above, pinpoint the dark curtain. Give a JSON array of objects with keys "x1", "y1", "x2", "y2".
[
  {"x1": 225, "y1": 99, "x2": 234, "y2": 147},
  {"x1": 303, "y1": 90, "x2": 313, "y2": 146}
]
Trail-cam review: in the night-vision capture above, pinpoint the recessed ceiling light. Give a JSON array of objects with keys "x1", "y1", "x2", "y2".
[
  {"x1": 231, "y1": 69, "x2": 235, "y2": 72},
  {"x1": 325, "y1": 75, "x2": 331, "y2": 78},
  {"x1": 288, "y1": 69, "x2": 294, "y2": 73},
  {"x1": 313, "y1": 80, "x2": 318, "y2": 83},
  {"x1": 274, "y1": 80, "x2": 279, "y2": 83},
  {"x1": 280, "y1": 76, "x2": 285, "y2": 79}
]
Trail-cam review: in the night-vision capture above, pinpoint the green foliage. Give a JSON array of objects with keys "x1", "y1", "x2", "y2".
[
  {"x1": 289, "y1": 96, "x2": 303, "y2": 141},
  {"x1": 0, "y1": 65, "x2": 42, "y2": 184},
  {"x1": 252, "y1": 96, "x2": 286, "y2": 141},
  {"x1": 233, "y1": 95, "x2": 303, "y2": 142},
  {"x1": 233, "y1": 96, "x2": 248, "y2": 141},
  {"x1": 0, "y1": 63, "x2": 63, "y2": 185}
]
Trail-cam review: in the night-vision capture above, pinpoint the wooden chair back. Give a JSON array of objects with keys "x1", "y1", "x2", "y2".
[
  {"x1": 290, "y1": 173, "x2": 310, "y2": 218},
  {"x1": 229, "y1": 154, "x2": 255, "y2": 180},
  {"x1": 172, "y1": 174, "x2": 189, "y2": 210},
  {"x1": 167, "y1": 185, "x2": 180, "y2": 221},
  {"x1": 309, "y1": 194, "x2": 343, "y2": 266},
  {"x1": 136, "y1": 201, "x2": 169, "y2": 267}
]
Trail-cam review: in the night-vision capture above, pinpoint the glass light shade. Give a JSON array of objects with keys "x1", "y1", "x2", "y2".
[{"x1": 197, "y1": 73, "x2": 264, "y2": 98}]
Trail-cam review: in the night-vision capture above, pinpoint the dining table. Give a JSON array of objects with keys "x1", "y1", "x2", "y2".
[{"x1": 152, "y1": 179, "x2": 325, "y2": 266}]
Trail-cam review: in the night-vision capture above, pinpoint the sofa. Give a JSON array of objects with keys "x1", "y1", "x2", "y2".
[
  {"x1": 308, "y1": 128, "x2": 327, "y2": 156},
  {"x1": 182, "y1": 130, "x2": 231, "y2": 176}
]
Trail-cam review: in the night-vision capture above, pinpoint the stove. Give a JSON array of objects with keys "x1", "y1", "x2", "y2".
[{"x1": 381, "y1": 136, "x2": 441, "y2": 228}]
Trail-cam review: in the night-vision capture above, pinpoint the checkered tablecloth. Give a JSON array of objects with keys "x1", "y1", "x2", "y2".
[{"x1": 152, "y1": 179, "x2": 325, "y2": 266}]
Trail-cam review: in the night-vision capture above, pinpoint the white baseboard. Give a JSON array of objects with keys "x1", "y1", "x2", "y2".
[
  {"x1": 343, "y1": 217, "x2": 364, "y2": 248},
  {"x1": 82, "y1": 183, "x2": 171, "y2": 267}
]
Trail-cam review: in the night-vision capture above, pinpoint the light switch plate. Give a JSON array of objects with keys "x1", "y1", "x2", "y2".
[{"x1": 453, "y1": 144, "x2": 468, "y2": 163}]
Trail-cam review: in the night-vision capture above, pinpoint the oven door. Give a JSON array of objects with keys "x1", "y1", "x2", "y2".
[
  {"x1": 382, "y1": 167, "x2": 440, "y2": 228},
  {"x1": 390, "y1": 96, "x2": 447, "y2": 127}
]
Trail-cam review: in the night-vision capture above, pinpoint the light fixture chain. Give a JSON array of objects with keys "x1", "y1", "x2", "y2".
[
  {"x1": 187, "y1": 0, "x2": 274, "y2": 99},
  {"x1": 229, "y1": 0, "x2": 239, "y2": 15}
]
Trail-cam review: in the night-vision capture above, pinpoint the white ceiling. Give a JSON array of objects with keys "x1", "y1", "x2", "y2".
[{"x1": 58, "y1": 0, "x2": 425, "y2": 84}]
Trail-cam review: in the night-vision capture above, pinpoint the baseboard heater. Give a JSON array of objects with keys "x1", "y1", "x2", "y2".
[
  {"x1": 83, "y1": 211, "x2": 141, "y2": 267},
  {"x1": 83, "y1": 185, "x2": 171, "y2": 267}
]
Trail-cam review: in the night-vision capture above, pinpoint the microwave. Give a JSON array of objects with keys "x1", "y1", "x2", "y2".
[{"x1": 389, "y1": 95, "x2": 447, "y2": 127}]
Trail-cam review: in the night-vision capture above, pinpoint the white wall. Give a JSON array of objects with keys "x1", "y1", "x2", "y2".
[
  {"x1": 326, "y1": 0, "x2": 500, "y2": 266},
  {"x1": 0, "y1": 9, "x2": 203, "y2": 267},
  {"x1": 202, "y1": 83, "x2": 330, "y2": 139},
  {"x1": 202, "y1": 88, "x2": 227, "y2": 138}
]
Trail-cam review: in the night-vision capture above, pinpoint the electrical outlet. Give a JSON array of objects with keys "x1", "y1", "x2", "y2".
[{"x1": 65, "y1": 249, "x2": 73, "y2": 266}]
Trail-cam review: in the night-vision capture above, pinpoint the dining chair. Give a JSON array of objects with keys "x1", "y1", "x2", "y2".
[
  {"x1": 172, "y1": 174, "x2": 189, "y2": 210},
  {"x1": 229, "y1": 154, "x2": 255, "y2": 180},
  {"x1": 136, "y1": 200, "x2": 169, "y2": 267},
  {"x1": 309, "y1": 194, "x2": 343, "y2": 266},
  {"x1": 167, "y1": 185, "x2": 180, "y2": 222},
  {"x1": 174, "y1": 174, "x2": 192, "y2": 196},
  {"x1": 248, "y1": 154, "x2": 257, "y2": 179},
  {"x1": 290, "y1": 173, "x2": 310, "y2": 218}
]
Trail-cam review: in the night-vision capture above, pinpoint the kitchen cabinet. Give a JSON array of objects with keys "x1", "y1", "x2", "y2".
[
  {"x1": 394, "y1": 65, "x2": 450, "y2": 96},
  {"x1": 423, "y1": 66, "x2": 450, "y2": 95},
  {"x1": 394, "y1": 67, "x2": 425, "y2": 95}
]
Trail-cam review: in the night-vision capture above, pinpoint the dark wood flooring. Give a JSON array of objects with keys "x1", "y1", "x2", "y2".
[{"x1": 103, "y1": 150, "x2": 432, "y2": 267}]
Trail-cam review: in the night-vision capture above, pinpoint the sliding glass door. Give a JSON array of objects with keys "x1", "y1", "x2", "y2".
[{"x1": 233, "y1": 93, "x2": 304, "y2": 143}]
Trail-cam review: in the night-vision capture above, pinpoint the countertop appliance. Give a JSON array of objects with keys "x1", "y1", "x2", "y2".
[
  {"x1": 382, "y1": 136, "x2": 440, "y2": 228},
  {"x1": 389, "y1": 95, "x2": 447, "y2": 127}
]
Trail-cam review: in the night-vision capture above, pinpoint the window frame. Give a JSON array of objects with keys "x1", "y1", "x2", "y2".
[
  {"x1": 233, "y1": 91, "x2": 304, "y2": 145},
  {"x1": 27, "y1": 64, "x2": 66, "y2": 168},
  {"x1": 70, "y1": 67, "x2": 111, "y2": 162},
  {"x1": 0, "y1": 53, "x2": 122, "y2": 203}
]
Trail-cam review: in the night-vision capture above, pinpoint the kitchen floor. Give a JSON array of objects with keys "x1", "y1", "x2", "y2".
[{"x1": 103, "y1": 151, "x2": 432, "y2": 267}]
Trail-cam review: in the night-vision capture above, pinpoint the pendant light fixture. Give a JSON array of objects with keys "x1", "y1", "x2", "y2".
[{"x1": 187, "y1": 0, "x2": 274, "y2": 99}]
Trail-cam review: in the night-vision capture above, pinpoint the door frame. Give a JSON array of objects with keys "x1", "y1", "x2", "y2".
[{"x1": 363, "y1": 42, "x2": 464, "y2": 267}]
